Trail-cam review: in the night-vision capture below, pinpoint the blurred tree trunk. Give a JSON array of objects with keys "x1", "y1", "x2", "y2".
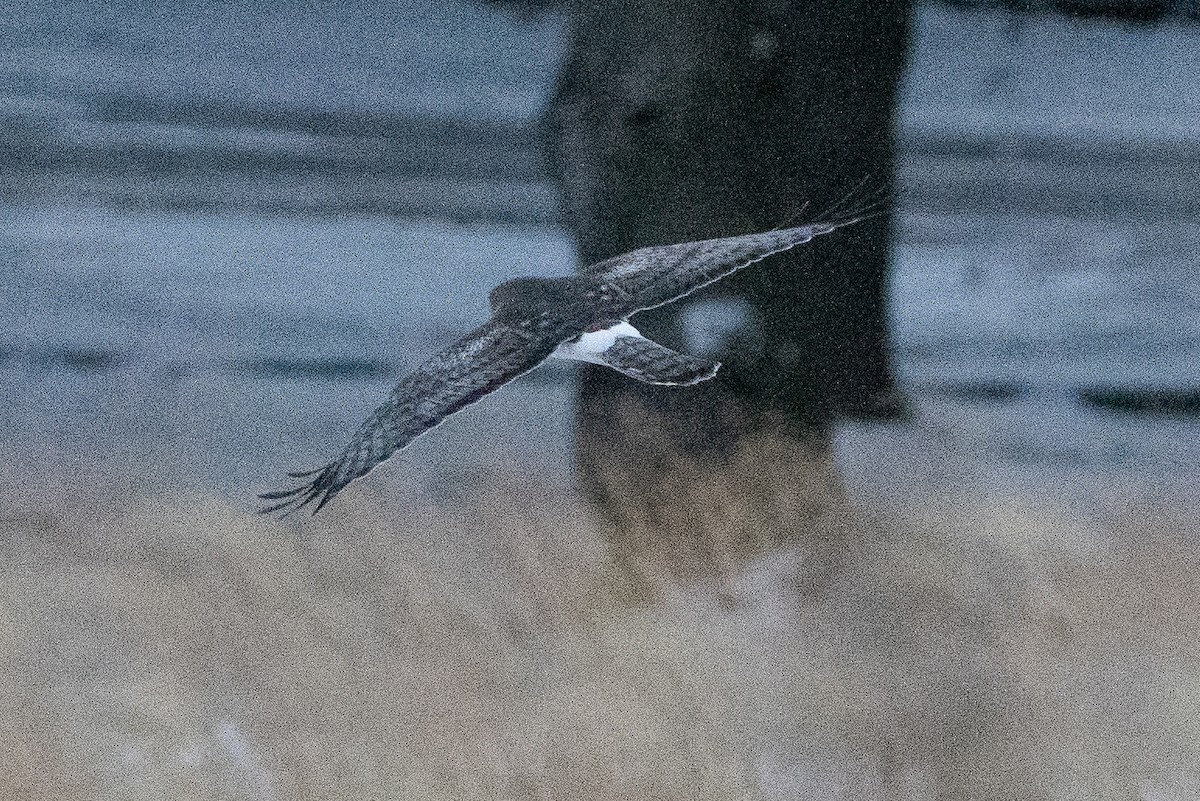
[{"x1": 542, "y1": 0, "x2": 911, "y2": 579}]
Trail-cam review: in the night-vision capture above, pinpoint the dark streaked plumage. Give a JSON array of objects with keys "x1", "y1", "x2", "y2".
[
  {"x1": 595, "y1": 333, "x2": 720, "y2": 386},
  {"x1": 260, "y1": 210, "x2": 871, "y2": 515},
  {"x1": 259, "y1": 321, "x2": 556, "y2": 514},
  {"x1": 578, "y1": 221, "x2": 845, "y2": 317}
]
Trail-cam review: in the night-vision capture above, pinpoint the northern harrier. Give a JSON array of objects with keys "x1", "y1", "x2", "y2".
[{"x1": 260, "y1": 212, "x2": 869, "y2": 515}]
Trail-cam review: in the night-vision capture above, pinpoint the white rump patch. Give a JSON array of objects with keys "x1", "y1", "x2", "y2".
[{"x1": 551, "y1": 320, "x2": 642, "y2": 365}]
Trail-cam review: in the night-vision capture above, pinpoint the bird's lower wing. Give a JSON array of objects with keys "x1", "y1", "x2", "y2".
[
  {"x1": 581, "y1": 215, "x2": 867, "y2": 315},
  {"x1": 260, "y1": 322, "x2": 554, "y2": 516},
  {"x1": 598, "y1": 335, "x2": 720, "y2": 386}
]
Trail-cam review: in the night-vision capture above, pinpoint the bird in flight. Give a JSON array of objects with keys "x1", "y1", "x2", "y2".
[{"x1": 260, "y1": 210, "x2": 871, "y2": 515}]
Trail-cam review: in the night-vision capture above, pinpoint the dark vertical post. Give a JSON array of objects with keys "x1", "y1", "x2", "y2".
[{"x1": 544, "y1": 0, "x2": 911, "y2": 556}]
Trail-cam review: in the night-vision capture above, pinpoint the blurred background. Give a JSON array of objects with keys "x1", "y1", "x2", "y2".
[
  {"x1": 2, "y1": 0, "x2": 1197, "y2": 494},
  {"x1": 2, "y1": 1, "x2": 1200, "y2": 798}
]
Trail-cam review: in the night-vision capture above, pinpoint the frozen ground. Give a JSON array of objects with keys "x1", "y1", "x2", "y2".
[
  {"x1": 2, "y1": 1, "x2": 1197, "y2": 134},
  {"x1": 2, "y1": 2, "x2": 1199, "y2": 224}
]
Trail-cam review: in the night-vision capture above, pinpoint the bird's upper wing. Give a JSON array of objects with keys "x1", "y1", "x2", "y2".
[
  {"x1": 579, "y1": 217, "x2": 865, "y2": 317},
  {"x1": 260, "y1": 321, "x2": 556, "y2": 516}
]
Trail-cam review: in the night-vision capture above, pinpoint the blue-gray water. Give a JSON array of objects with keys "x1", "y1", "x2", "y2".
[
  {"x1": 4, "y1": 205, "x2": 1197, "y2": 505},
  {"x1": 3, "y1": 0, "x2": 1199, "y2": 505}
]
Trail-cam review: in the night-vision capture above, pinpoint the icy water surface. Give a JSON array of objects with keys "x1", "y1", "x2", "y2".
[
  {"x1": 3, "y1": 203, "x2": 1197, "y2": 504},
  {"x1": 3, "y1": 0, "x2": 1199, "y2": 504}
]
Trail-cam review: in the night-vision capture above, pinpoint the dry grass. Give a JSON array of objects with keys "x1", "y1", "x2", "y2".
[
  {"x1": 582, "y1": 424, "x2": 854, "y2": 604},
  {"x1": 2, "y1": 440, "x2": 1199, "y2": 799}
]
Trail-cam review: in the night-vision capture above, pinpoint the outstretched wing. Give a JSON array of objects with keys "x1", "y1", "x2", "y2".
[
  {"x1": 597, "y1": 335, "x2": 720, "y2": 386},
  {"x1": 580, "y1": 215, "x2": 867, "y2": 317},
  {"x1": 260, "y1": 321, "x2": 555, "y2": 516}
]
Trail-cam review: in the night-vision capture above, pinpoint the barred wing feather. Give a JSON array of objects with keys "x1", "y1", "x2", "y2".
[
  {"x1": 260, "y1": 322, "x2": 553, "y2": 515},
  {"x1": 581, "y1": 219, "x2": 859, "y2": 316},
  {"x1": 598, "y1": 335, "x2": 720, "y2": 386}
]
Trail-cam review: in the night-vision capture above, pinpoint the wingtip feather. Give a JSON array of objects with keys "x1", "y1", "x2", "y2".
[
  {"x1": 258, "y1": 462, "x2": 340, "y2": 517},
  {"x1": 287, "y1": 468, "x2": 322, "y2": 478}
]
